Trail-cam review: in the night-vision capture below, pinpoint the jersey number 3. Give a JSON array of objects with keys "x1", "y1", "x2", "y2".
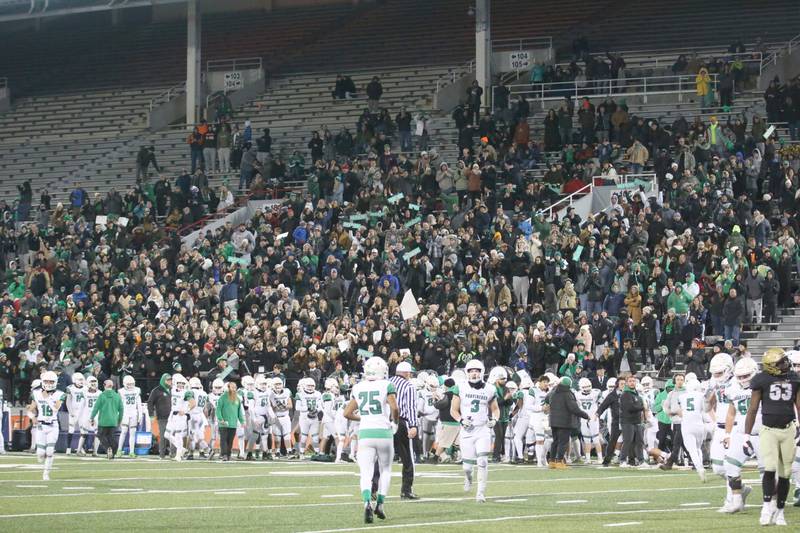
[
  {"x1": 768, "y1": 383, "x2": 792, "y2": 401},
  {"x1": 358, "y1": 391, "x2": 382, "y2": 415}
]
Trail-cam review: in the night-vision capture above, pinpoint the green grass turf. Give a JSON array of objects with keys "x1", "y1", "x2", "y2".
[{"x1": 0, "y1": 453, "x2": 787, "y2": 532}]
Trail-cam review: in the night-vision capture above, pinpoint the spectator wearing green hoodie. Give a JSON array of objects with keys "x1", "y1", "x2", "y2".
[
  {"x1": 666, "y1": 284, "x2": 692, "y2": 327},
  {"x1": 91, "y1": 379, "x2": 123, "y2": 459},
  {"x1": 659, "y1": 373, "x2": 686, "y2": 470},
  {"x1": 147, "y1": 373, "x2": 173, "y2": 459},
  {"x1": 652, "y1": 379, "x2": 674, "y2": 453}
]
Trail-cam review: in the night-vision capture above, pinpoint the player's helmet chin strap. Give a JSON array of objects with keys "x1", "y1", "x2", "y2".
[{"x1": 468, "y1": 381, "x2": 485, "y2": 389}]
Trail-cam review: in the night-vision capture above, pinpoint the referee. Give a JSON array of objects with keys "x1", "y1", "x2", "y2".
[
  {"x1": 373, "y1": 361, "x2": 419, "y2": 499},
  {"x1": 744, "y1": 348, "x2": 800, "y2": 526}
]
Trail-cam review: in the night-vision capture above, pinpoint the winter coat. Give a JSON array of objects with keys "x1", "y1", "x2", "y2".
[{"x1": 548, "y1": 383, "x2": 589, "y2": 429}]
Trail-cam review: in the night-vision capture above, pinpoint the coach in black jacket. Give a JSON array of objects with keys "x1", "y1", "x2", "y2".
[
  {"x1": 598, "y1": 377, "x2": 623, "y2": 466},
  {"x1": 619, "y1": 374, "x2": 645, "y2": 466},
  {"x1": 548, "y1": 377, "x2": 589, "y2": 466}
]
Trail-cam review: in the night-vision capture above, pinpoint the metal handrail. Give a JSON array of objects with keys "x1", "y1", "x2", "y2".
[
  {"x1": 434, "y1": 59, "x2": 475, "y2": 94},
  {"x1": 760, "y1": 32, "x2": 800, "y2": 70},
  {"x1": 148, "y1": 81, "x2": 186, "y2": 111},
  {"x1": 500, "y1": 73, "x2": 718, "y2": 106},
  {"x1": 492, "y1": 36, "x2": 553, "y2": 55},
  {"x1": 206, "y1": 57, "x2": 263, "y2": 73},
  {"x1": 541, "y1": 172, "x2": 657, "y2": 220}
]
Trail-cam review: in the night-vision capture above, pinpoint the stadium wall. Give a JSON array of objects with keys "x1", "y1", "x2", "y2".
[{"x1": 152, "y1": 0, "x2": 361, "y2": 22}]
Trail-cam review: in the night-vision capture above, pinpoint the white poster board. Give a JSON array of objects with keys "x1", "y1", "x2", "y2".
[{"x1": 224, "y1": 71, "x2": 243, "y2": 90}]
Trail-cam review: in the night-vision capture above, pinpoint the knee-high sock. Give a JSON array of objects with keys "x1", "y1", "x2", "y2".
[{"x1": 477, "y1": 456, "x2": 489, "y2": 494}]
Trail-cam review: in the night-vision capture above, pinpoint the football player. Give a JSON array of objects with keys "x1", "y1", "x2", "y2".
[
  {"x1": 705, "y1": 353, "x2": 735, "y2": 486},
  {"x1": 117, "y1": 375, "x2": 143, "y2": 458},
  {"x1": 527, "y1": 374, "x2": 552, "y2": 467},
  {"x1": 207, "y1": 379, "x2": 224, "y2": 455},
  {"x1": 676, "y1": 378, "x2": 708, "y2": 482},
  {"x1": 576, "y1": 378, "x2": 603, "y2": 464},
  {"x1": 65, "y1": 373, "x2": 86, "y2": 454},
  {"x1": 252, "y1": 375, "x2": 274, "y2": 460},
  {"x1": 719, "y1": 357, "x2": 760, "y2": 513},
  {"x1": 76, "y1": 376, "x2": 101, "y2": 456},
  {"x1": 296, "y1": 377, "x2": 323, "y2": 457},
  {"x1": 29, "y1": 371, "x2": 63, "y2": 480},
  {"x1": 270, "y1": 377, "x2": 293, "y2": 458},
  {"x1": 187, "y1": 377, "x2": 210, "y2": 460},
  {"x1": 343, "y1": 357, "x2": 398, "y2": 524},
  {"x1": 238, "y1": 375, "x2": 256, "y2": 459},
  {"x1": 26, "y1": 379, "x2": 42, "y2": 453},
  {"x1": 787, "y1": 350, "x2": 800, "y2": 507},
  {"x1": 165, "y1": 374, "x2": 196, "y2": 461},
  {"x1": 745, "y1": 348, "x2": 800, "y2": 526},
  {"x1": 451, "y1": 359, "x2": 500, "y2": 503}
]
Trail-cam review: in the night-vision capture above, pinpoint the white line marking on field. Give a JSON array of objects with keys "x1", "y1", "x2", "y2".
[
  {"x1": 268, "y1": 492, "x2": 299, "y2": 496},
  {"x1": 680, "y1": 502, "x2": 709, "y2": 507},
  {"x1": 616, "y1": 501, "x2": 648, "y2": 505},
  {"x1": 321, "y1": 494, "x2": 353, "y2": 498},
  {"x1": 604, "y1": 522, "x2": 642, "y2": 528},
  {"x1": 214, "y1": 491, "x2": 246, "y2": 495},
  {"x1": 63, "y1": 486, "x2": 94, "y2": 490},
  {"x1": 557, "y1": 499, "x2": 588, "y2": 504},
  {"x1": 110, "y1": 488, "x2": 143, "y2": 492},
  {"x1": 297, "y1": 507, "x2": 713, "y2": 533},
  {"x1": 271, "y1": 471, "x2": 353, "y2": 476},
  {"x1": 496, "y1": 498, "x2": 527, "y2": 503},
  {"x1": 15, "y1": 485, "x2": 46, "y2": 488}
]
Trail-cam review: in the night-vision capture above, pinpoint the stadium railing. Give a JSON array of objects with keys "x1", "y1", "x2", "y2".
[{"x1": 540, "y1": 172, "x2": 657, "y2": 220}]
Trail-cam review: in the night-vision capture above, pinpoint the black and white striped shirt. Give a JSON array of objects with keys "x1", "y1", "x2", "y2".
[{"x1": 390, "y1": 375, "x2": 418, "y2": 429}]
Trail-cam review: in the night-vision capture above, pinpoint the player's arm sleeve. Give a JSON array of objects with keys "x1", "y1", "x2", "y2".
[
  {"x1": 116, "y1": 394, "x2": 124, "y2": 425},
  {"x1": 90, "y1": 396, "x2": 101, "y2": 420}
]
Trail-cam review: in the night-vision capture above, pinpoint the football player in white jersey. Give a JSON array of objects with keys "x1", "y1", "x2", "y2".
[
  {"x1": 527, "y1": 374, "x2": 551, "y2": 467},
  {"x1": 676, "y1": 379, "x2": 708, "y2": 482},
  {"x1": 251, "y1": 375, "x2": 275, "y2": 460},
  {"x1": 420, "y1": 375, "x2": 441, "y2": 461},
  {"x1": 26, "y1": 379, "x2": 42, "y2": 453},
  {"x1": 706, "y1": 353, "x2": 735, "y2": 483},
  {"x1": 451, "y1": 359, "x2": 500, "y2": 502},
  {"x1": 296, "y1": 377, "x2": 323, "y2": 457},
  {"x1": 511, "y1": 376, "x2": 534, "y2": 463},
  {"x1": 77, "y1": 376, "x2": 101, "y2": 456},
  {"x1": 65, "y1": 373, "x2": 86, "y2": 454},
  {"x1": 321, "y1": 378, "x2": 345, "y2": 460},
  {"x1": 29, "y1": 371, "x2": 63, "y2": 480},
  {"x1": 344, "y1": 357, "x2": 398, "y2": 524},
  {"x1": 187, "y1": 377, "x2": 210, "y2": 460},
  {"x1": 719, "y1": 357, "x2": 760, "y2": 513},
  {"x1": 207, "y1": 379, "x2": 224, "y2": 455},
  {"x1": 165, "y1": 374, "x2": 196, "y2": 461},
  {"x1": 270, "y1": 377, "x2": 293, "y2": 458},
  {"x1": 788, "y1": 351, "x2": 800, "y2": 508},
  {"x1": 117, "y1": 375, "x2": 143, "y2": 457},
  {"x1": 238, "y1": 375, "x2": 255, "y2": 459},
  {"x1": 576, "y1": 378, "x2": 603, "y2": 464}
]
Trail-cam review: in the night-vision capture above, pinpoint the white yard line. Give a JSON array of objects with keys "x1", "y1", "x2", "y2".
[
  {"x1": 616, "y1": 501, "x2": 648, "y2": 505},
  {"x1": 556, "y1": 499, "x2": 588, "y2": 503},
  {"x1": 15, "y1": 485, "x2": 46, "y2": 488},
  {"x1": 320, "y1": 494, "x2": 353, "y2": 498},
  {"x1": 268, "y1": 492, "x2": 299, "y2": 496},
  {"x1": 214, "y1": 491, "x2": 246, "y2": 495},
  {"x1": 680, "y1": 502, "x2": 709, "y2": 507},
  {"x1": 296, "y1": 506, "x2": 714, "y2": 533},
  {"x1": 62, "y1": 486, "x2": 94, "y2": 490},
  {"x1": 110, "y1": 488, "x2": 144, "y2": 492},
  {"x1": 603, "y1": 522, "x2": 643, "y2": 528},
  {"x1": 495, "y1": 498, "x2": 527, "y2": 503}
]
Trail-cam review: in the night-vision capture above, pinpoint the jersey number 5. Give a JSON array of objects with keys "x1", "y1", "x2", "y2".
[
  {"x1": 768, "y1": 383, "x2": 792, "y2": 401},
  {"x1": 358, "y1": 391, "x2": 382, "y2": 415}
]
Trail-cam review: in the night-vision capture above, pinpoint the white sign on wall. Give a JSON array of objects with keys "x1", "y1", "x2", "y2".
[
  {"x1": 224, "y1": 71, "x2": 243, "y2": 90},
  {"x1": 509, "y1": 51, "x2": 531, "y2": 70}
]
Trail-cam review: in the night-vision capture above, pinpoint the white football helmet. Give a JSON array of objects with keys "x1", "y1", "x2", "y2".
[
  {"x1": 425, "y1": 375, "x2": 440, "y2": 391},
  {"x1": 506, "y1": 381, "x2": 518, "y2": 393},
  {"x1": 734, "y1": 357, "x2": 759, "y2": 388},
  {"x1": 324, "y1": 378, "x2": 337, "y2": 391},
  {"x1": 302, "y1": 377, "x2": 317, "y2": 394},
  {"x1": 254, "y1": 375, "x2": 269, "y2": 392},
  {"x1": 173, "y1": 373, "x2": 187, "y2": 392},
  {"x1": 606, "y1": 377, "x2": 617, "y2": 391},
  {"x1": 411, "y1": 377, "x2": 424, "y2": 390},
  {"x1": 451, "y1": 369, "x2": 467, "y2": 385},
  {"x1": 709, "y1": 353, "x2": 734, "y2": 382},
  {"x1": 579, "y1": 377, "x2": 592, "y2": 393},
  {"x1": 684, "y1": 379, "x2": 702, "y2": 393},
  {"x1": 41, "y1": 371, "x2": 57, "y2": 392},
  {"x1": 189, "y1": 377, "x2": 203, "y2": 390},
  {"x1": 212, "y1": 378, "x2": 224, "y2": 394},
  {"x1": 487, "y1": 366, "x2": 508, "y2": 385},
  {"x1": 72, "y1": 373, "x2": 85, "y2": 387},
  {"x1": 519, "y1": 376, "x2": 534, "y2": 390},
  {"x1": 272, "y1": 377, "x2": 285, "y2": 392},
  {"x1": 241, "y1": 375, "x2": 255, "y2": 390},
  {"x1": 123, "y1": 375, "x2": 136, "y2": 390},
  {"x1": 465, "y1": 360, "x2": 485, "y2": 383},
  {"x1": 86, "y1": 375, "x2": 98, "y2": 391},
  {"x1": 786, "y1": 350, "x2": 800, "y2": 373},
  {"x1": 640, "y1": 375, "x2": 652, "y2": 391},
  {"x1": 31, "y1": 378, "x2": 42, "y2": 391},
  {"x1": 364, "y1": 357, "x2": 388, "y2": 381},
  {"x1": 417, "y1": 370, "x2": 430, "y2": 384}
]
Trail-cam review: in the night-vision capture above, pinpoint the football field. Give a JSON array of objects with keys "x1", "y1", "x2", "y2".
[{"x1": 0, "y1": 453, "x2": 785, "y2": 532}]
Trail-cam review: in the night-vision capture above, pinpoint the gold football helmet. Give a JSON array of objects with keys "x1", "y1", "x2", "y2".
[{"x1": 762, "y1": 347, "x2": 790, "y2": 376}]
